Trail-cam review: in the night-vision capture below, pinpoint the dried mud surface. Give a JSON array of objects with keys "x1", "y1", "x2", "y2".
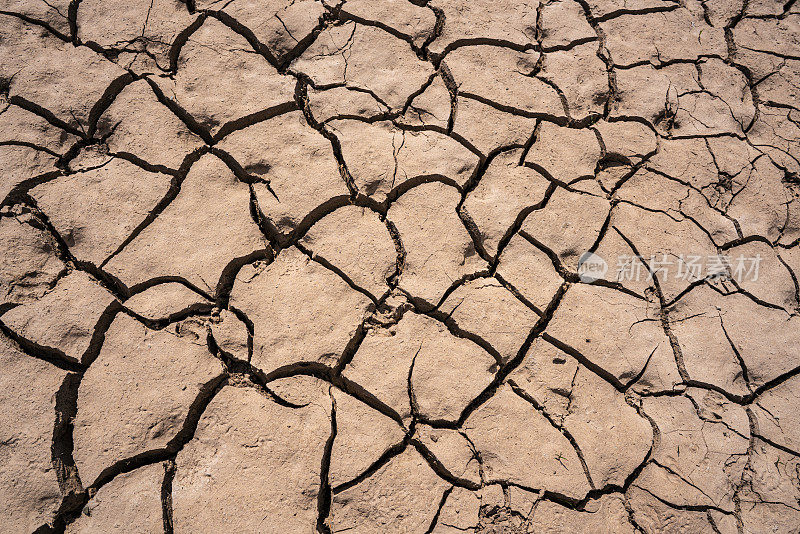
[{"x1": 1, "y1": 0, "x2": 800, "y2": 532}]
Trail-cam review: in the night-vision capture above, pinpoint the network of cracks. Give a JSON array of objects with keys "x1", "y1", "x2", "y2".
[{"x1": 1, "y1": 0, "x2": 800, "y2": 532}]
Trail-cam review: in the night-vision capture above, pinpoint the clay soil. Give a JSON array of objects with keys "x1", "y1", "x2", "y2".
[{"x1": 1, "y1": 0, "x2": 800, "y2": 532}]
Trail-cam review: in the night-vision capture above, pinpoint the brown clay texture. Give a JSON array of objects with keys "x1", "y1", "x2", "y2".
[{"x1": 1, "y1": 0, "x2": 800, "y2": 532}]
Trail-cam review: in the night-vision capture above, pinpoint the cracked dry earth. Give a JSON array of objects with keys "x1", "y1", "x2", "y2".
[{"x1": 2, "y1": 0, "x2": 800, "y2": 533}]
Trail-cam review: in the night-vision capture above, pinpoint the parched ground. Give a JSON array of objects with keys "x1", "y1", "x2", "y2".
[{"x1": 0, "y1": 0, "x2": 799, "y2": 532}]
